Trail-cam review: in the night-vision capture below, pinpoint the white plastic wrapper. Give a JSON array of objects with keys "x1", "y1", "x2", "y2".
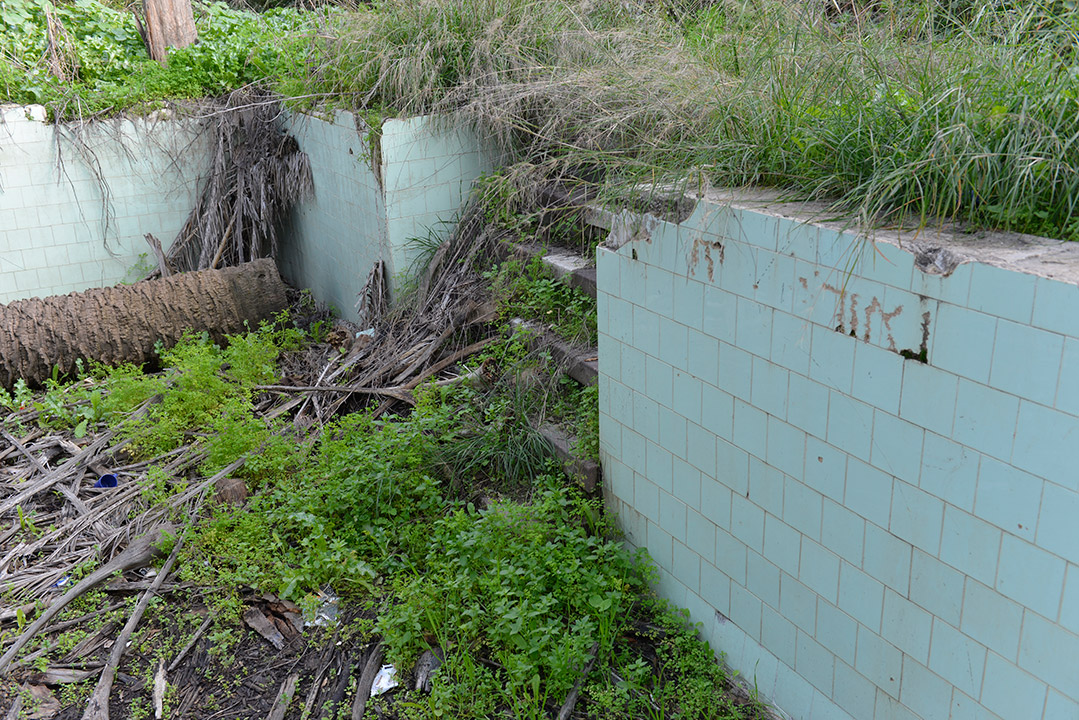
[
  {"x1": 371, "y1": 665, "x2": 398, "y2": 696},
  {"x1": 304, "y1": 592, "x2": 340, "y2": 628}
]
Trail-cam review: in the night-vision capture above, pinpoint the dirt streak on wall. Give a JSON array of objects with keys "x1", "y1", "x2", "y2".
[{"x1": 596, "y1": 193, "x2": 1079, "y2": 720}]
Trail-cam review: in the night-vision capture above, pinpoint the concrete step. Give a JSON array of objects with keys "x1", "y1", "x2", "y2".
[
  {"x1": 505, "y1": 319, "x2": 600, "y2": 492},
  {"x1": 536, "y1": 423, "x2": 599, "y2": 493},
  {"x1": 512, "y1": 242, "x2": 597, "y2": 299},
  {"x1": 510, "y1": 318, "x2": 597, "y2": 386}
]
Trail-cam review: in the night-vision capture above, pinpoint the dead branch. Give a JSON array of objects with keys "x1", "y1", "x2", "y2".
[
  {"x1": 0, "y1": 604, "x2": 124, "y2": 648},
  {"x1": 0, "y1": 526, "x2": 173, "y2": 675},
  {"x1": 351, "y1": 643, "x2": 384, "y2": 720},
  {"x1": 0, "y1": 430, "x2": 118, "y2": 518},
  {"x1": 267, "y1": 672, "x2": 299, "y2": 720},
  {"x1": 402, "y1": 337, "x2": 496, "y2": 391},
  {"x1": 257, "y1": 384, "x2": 415, "y2": 405},
  {"x1": 143, "y1": 233, "x2": 172, "y2": 277},
  {"x1": 557, "y1": 641, "x2": 599, "y2": 720},
  {"x1": 319, "y1": 651, "x2": 357, "y2": 720},
  {"x1": 160, "y1": 88, "x2": 312, "y2": 275},
  {"x1": 61, "y1": 621, "x2": 117, "y2": 663},
  {"x1": 152, "y1": 659, "x2": 167, "y2": 719},
  {"x1": 81, "y1": 529, "x2": 185, "y2": 720},
  {"x1": 167, "y1": 613, "x2": 212, "y2": 672}
]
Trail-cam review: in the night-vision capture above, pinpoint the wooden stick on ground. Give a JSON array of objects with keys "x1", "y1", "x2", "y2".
[
  {"x1": 81, "y1": 529, "x2": 185, "y2": 720},
  {"x1": 320, "y1": 652, "x2": 357, "y2": 720},
  {"x1": 256, "y1": 384, "x2": 415, "y2": 405},
  {"x1": 557, "y1": 642, "x2": 599, "y2": 720},
  {"x1": 351, "y1": 643, "x2": 384, "y2": 720},
  {"x1": 167, "y1": 613, "x2": 213, "y2": 672},
  {"x1": 0, "y1": 526, "x2": 173, "y2": 675},
  {"x1": 401, "y1": 337, "x2": 496, "y2": 391},
  {"x1": 1, "y1": 429, "x2": 48, "y2": 474},
  {"x1": 368, "y1": 337, "x2": 496, "y2": 420},
  {"x1": 267, "y1": 672, "x2": 299, "y2": 720}
]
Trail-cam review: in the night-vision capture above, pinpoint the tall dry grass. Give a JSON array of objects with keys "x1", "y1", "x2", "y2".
[{"x1": 290, "y1": 0, "x2": 1079, "y2": 239}]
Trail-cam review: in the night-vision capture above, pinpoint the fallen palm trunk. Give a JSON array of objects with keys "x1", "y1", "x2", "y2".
[{"x1": 0, "y1": 259, "x2": 288, "y2": 389}]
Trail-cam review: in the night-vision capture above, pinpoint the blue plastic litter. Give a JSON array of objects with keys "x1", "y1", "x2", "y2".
[{"x1": 93, "y1": 473, "x2": 118, "y2": 488}]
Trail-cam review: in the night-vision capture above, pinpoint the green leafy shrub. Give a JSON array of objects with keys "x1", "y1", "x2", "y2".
[
  {"x1": 183, "y1": 396, "x2": 453, "y2": 603},
  {"x1": 0, "y1": 0, "x2": 311, "y2": 117},
  {"x1": 274, "y1": 410, "x2": 447, "y2": 576},
  {"x1": 380, "y1": 488, "x2": 639, "y2": 715}
]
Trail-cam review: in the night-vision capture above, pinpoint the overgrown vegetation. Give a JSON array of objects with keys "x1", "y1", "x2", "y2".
[
  {"x1": 487, "y1": 256, "x2": 598, "y2": 347},
  {"x1": 293, "y1": 0, "x2": 1079, "y2": 240},
  {"x1": 5, "y1": 0, "x2": 1078, "y2": 238},
  {"x1": 1, "y1": 312, "x2": 763, "y2": 718},
  {"x1": 315, "y1": 0, "x2": 1079, "y2": 239},
  {"x1": 0, "y1": 0, "x2": 309, "y2": 116}
]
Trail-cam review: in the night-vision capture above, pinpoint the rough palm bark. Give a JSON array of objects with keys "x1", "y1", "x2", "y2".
[{"x1": 0, "y1": 259, "x2": 288, "y2": 389}]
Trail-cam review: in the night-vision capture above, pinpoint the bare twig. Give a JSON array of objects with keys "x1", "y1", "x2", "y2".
[
  {"x1": 351, "y1": 643, "x2": 384, "y2": 720},
  {"x1": 267, "y1": 672, "x2": 299, "y2": 720},
  {"x1": 0, "y1": 526, "x2": 173, "y2": 675},
  {"x1": 167, "y1": 613, "x2": 213, "y2": 672},
  {"x1": 81, "y1": 529, "x2": 185, "y2": 720},
  {"x1": 402, "y1": 337, "x2": 496, "y2": 390},
  {"x1": 1, "y1": 429, "x2": 48, "y2": 474},
  {"x1": 161, "y1": 87, "x2": 313, "y2": 275},
  {"x1": 557, "y1": 642, "x2": 600, "y2": 720},
  {"x1": 256, "y1": 384, "x2": 414, "y2": 404},
  {"x1": 0, "y1": 603, "x2": 125, "y2": 648},
  {"x1": 0, "y1": 430, "x2": 117, "y2": 518},
  {"x1": 143, "y1": 233, "x2": 171, "y2": 277}
]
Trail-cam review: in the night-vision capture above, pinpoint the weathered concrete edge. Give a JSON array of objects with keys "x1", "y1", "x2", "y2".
[{"x1": 588, "y1": 186, "x2": 1079, "y2": 285}]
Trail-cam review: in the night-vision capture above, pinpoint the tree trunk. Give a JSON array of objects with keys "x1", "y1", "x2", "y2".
[
  {"x1": 143, "y1": 0, "x2": 197, "y2": 63},
  {"x1": 0, "y1": 259, "x2": 288, "y2": 389}
]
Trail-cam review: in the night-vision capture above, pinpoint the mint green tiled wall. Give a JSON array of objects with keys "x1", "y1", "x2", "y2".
[
  {"x1": 278, "y1": 110, "x2": 387, "y2": 320},
  {"x1": 381, "y1": 116, "x2": 498, "y2": 283},
  {"x1": 598, "y1": 201, "x2": 1079, "y2": 719},
  {"x1": 279, "y1": 113, "x2": 496, "y2": 318},
  {"x1": 0, "y1": 104, "x2": 211, "y2": 302},
  {"x1": 3, "y1": 105, "x2": 491, "y2": 320}
]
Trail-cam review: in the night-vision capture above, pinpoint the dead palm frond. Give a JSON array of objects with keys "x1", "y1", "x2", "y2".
[{"x1": 162, "y1": 86, "x2": 313, "y2": 275}]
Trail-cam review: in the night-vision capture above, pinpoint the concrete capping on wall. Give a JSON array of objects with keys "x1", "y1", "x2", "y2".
[
  {"x1": 0, "y1": 104, "x2": 212, "y2": 303},
  {"x1": 698, "y1": 186, "x2": 1079, "y2": 285},
  {"x1": 596, "y1": 190, "x2": 1079, "y2": 720}
]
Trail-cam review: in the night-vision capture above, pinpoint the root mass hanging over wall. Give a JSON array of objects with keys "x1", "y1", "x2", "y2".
[{"x1": 159, "y1": 89, "x2": 314, "y2": 275}]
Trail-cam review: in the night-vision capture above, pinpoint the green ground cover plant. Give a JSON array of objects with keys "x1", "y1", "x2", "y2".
[
  {"x1": 4, "y1": 314, "x2": 763, "y2": 718},
  {"x1": 486, "y1": 255, "x2": 598, "y2": 348},
  {"x1": 0, "y1": 0, "x2": 310, "y2": 117}
]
